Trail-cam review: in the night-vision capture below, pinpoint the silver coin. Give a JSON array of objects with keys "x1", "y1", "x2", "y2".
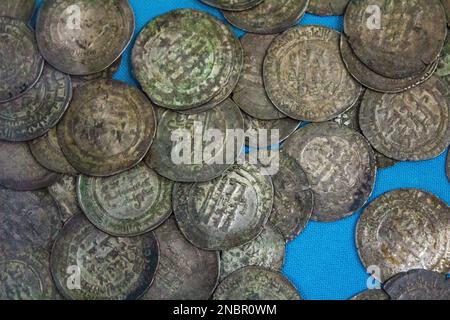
[
  {"x1": 48, "y1": 175, "x2": 81, "y2": 223},
  {"x1": 0, "y1": 0, "x2": 36, "y2": 21},
  {"x1": 350, "y1": 289, "x2": 389, "y2": 300}
]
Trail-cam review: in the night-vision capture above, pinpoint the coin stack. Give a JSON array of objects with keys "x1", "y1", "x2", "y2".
[{"x1": 0, "y1": 0, "x2": 449, "y2": 300}]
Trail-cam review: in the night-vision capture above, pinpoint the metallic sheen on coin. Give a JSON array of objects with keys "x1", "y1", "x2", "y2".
[
  {"x1": 308, "y1": 0, "x2": 349, "y2": 16},
  {"x1": 48, "y1": 175, "x2": 80, "y2": 223},
  {"x1": 200, "y1": 0, "x2": 264, "y2": 11}
]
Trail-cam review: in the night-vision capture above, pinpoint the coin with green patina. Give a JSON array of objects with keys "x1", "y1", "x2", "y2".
[
  {"x1": 350, "y1": 289, "x2": 389, "y2": 300},
  {"x1": 307, "y1": 0, "x2": 349, "y2": 16},
  {"x1": 436, "y1": 34, "x2": 450, "y2": 84},
  {"x1": 200, "y1": 0, "x2": 263, "y2": 11},
  {"x1": 48, "y1": 175, "x2": 81, "y2": 223},
  {"x1": 0, "y1": 0, "x2": 35, "y2": 21},
  {"x1": 78, "y1": 163, "x2": 173, "y2": 237},
  {"x1": 71, "y1": 56, "x2": 122, "y2": 89},
  {"x1": 50, "y1": 214, "x2": 159, "y2": 300}
]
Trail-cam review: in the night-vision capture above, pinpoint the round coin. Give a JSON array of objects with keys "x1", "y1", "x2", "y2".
[
  {"x1": 48, "y1": 175, "x2": 81, "y2": 223},
  {"x1": 307, "y1": 0, "x2": 349, "y2": 16},
  {"x1": 0, "y1": 0, "x2": 35, "y2": 21},
  {"x1": 200, "y1": 0, "x2": 263, "y2": 11},
  {"x1": 350, "y1": 289, "x2": 389, "y2": 300},
  {"x1": 71, "y1": 56, "x2": 122, "y2": 89}
]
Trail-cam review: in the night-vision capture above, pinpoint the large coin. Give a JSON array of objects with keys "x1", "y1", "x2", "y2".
[
  {"x1": 57, "y1": 79, "x2": 156, "y2": 177},
  {"x1": 307, "y1": 0, "x2": 349, "y2": 16},
  {"x1": 223, "y1": 0, "x2": 308, "y2": 34},
  {"x1": 213, "y1": 266, "x2": 300, "y2": 300},
  {"x1": 356, "y1": 189, "x2": 450, "y2": 282},
  {"x1": 0, "y1": 141, "x2": 59, "y2": 191},
  {"x1": 71, "y1": 56, "x2": 122, "y2": 89},
  {"x1": 264, "y1": 26, "x2": 363, "y2": 122},
  {"x1": 0, "y1": 0, "x2": 35, "y2": 21},
  {"x1": 50, "y1": 214, "x2": 159, "y2": 300},
  {"x1": 48, "y1": 175, "x2": 80, "y2": 223},
  {"x1": 0, "y1": 17, "x2": 44, "y2": 102},
  {"x1": 132, "y1": 9, "x2": 237, "y2": 110},
  {"x1": 145, "y1": 99, "x2": 244, "y2": 183},
  {"x1": 200, "y1": 0, "x2": 263, "y2": 11},
  {"x1": 344, "y1": 0, "x2": 446, "y2": 79},
  {"x1": 36, "y1": 0, "x2": 134, "y2": 75},
  {"x1": 78, "y1": 163, "x2": 173, "y2": 237},
  {"x1": 141, "y1": 217, "x2": 219, "y2": 300},
  {"x1": 350, "y1": 289, "x2": 389, "y2": 300},
  {"x1": 284, "y1": 122, "x2": 376, "y2": 222},
  {"x1": 359, "y1": 76, "x2": 450, "y2": 161},
  {"x1": 173, "y1": 162, "x2": 273, "y2": 250}
]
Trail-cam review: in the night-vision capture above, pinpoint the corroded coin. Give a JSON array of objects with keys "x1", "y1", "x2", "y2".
[
  {"x1": 48, "y1": 175, "x2": 80, "y2": 223},
  {"x1": 36, "y1": 0, "x2": 134, "y2": 75},
  {"x1": 436, "y1": 34, "x2": 450, "y2": 84},
  {"x1": 0, "y1": 17, "x2": 44, "y2": 102},
  {"x1": 0, "y1": 0, "x2": 35, "y2": 21},
  {"x1": 0, "y1": 141, "x2": 59, "y2": 191},
  {"x1": 213, "y1": 266, "x2": 301, "y2": 300},
  {"x1": 50, "y1": 214, "x2": 159, "y2": 300},
  {"x1": 57, "y1": 79, "x2": 156, "y2": 177},
  {"x1": 78, "y1": 163, "x2": 173, "y2": 237},
  {"x1": 173, "y1": 162, "x2": 273, "y2": 250},
  {"x1": 200, "y1": 0, "x2": 263, "y2": 11},
  {"x1": 145, "y1": 99, "x2": 244, "y2": 183},
  {"x1": 350, "y1": 289, "x2": 389, "y2": 300},
  {"x1": 359, "y1": 76, "x2": 450, "y2": 161},
  {"x1": 443, "y1": 0, "x2": 450, "y2": 26},
  {"x1": 264, "y1": 26, "x2": 363, "y2": 122},
  {"x1": 141, "y1": 217, "x2": 220, "y2": 300},
  {"x1": 132, "y1": 9, "x2": 237, "y2": 110},
  {"x1": 344, "y1": 0, "x2": 446, "y2": 79},
  {"x1": 284, "y1": 122, "x2": 376, "y2": 222},
  {"x1": 71, "y1": 56, "x2": 122, "y2": 89},
  {"x1": 356, "y1": 189, "x2": 450, "y2": 282},
  {"x1": 223, "y1": 0, "x2": 308, "y2": 34},
  {"x1": 307, "y1": 0, "x2": 349, "y2": 16}
]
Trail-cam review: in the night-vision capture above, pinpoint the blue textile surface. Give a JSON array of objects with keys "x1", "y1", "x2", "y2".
[{"x1": 34, "y1": 0, "x2": 450, "y2": 300}]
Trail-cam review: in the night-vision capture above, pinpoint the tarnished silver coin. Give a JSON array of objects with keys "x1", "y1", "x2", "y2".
[
  {"x1": 350, "y1": 289, "x2": 389, "y2": 300},
  {"x1": 48, "y1": 175, "x2": 80, "y2": 223},
  {"x1": 50, "y1": 214, "x2": 159, "y2": 300},
  {"x1": 173, "y1": 162, "x2": 274, "y2": 250},
  {"x1": 200, "y1": 0, "x2": 263, "y2": 11},
  {"x1": 436, "y1": 34, "x2": 450, "y2": 84},
  {"x1": 0, "y1": 0, "x2": 35, "y2": 21},
  {"x1": 0, "y1": 141, "x2": 59, "y2": 191},
  {"x1": 264, "y1": 26, "x2": 363, "y2": 122},
  {"x1": 307, "y1": 0, "x2": 349, "y2": 16},
  {"x1": 356, "y1": 189, "x2": 450, "y2": 282},
  {"x1": 359, "y1": 76, "x2": 450, "y2": 161},
  {"x1": 36, "y1": 0, "x2": 134, "y2": 76},
  {"x1": 213, "y1": 266, "x2": 301, "y2": 300},
  {"x1": 0, "y1": 17, "x2": 44, "y2": 103},
  {"x1": 71, "y1": 56, "x2": 122, "y2": 89},
  {"x1": 223, "y1": 0, "x2": 309, "y2": 34},
  {"x1": 284, "y1": 122, "x2": 376, "y2": 222},
  {"x1": 78, "y1": 163, "x2": 173, "y2": 237},
  {"x1": 142, "y1": 217, "x2": 220, "y2": 300},
  {"x1": 443, "y1": 0, "x2": 450, "y2": 26}
]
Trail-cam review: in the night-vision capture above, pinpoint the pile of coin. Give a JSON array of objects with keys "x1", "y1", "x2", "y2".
[{"x1": 0, "y1": 0, "x2": 449, "y2": 300}]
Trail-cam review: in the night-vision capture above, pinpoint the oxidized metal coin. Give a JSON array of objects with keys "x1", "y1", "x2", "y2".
[
  {"x1": 36, "y1": 0, "x2": 134, "y2": 75},
  {"x1": 443, "y1": 0, "x2": 450, "y2": 26},
  {"x1": 132, "y1": 9, "x2": 237, "y2": 110},
  {"x1": 359, "y1": 76, "x2": 450, "y2": 161},
  {"x1": 71, "y1": 56, "x2": 122, "y2": 89},
  {"x1": 0, "y1": 141, "x2": 60, "y2": 191},
  {"x1": 436, "y1": 34, "x2": 450, "y2": 84},
  {"x1": 264, "y1": 26, "x2": 363, "y2": 122},
  {"x1": 356, "y1": 189, "x2": 450, "y2": 282},
  {"x1": 50, "y1": 214, "x2": 159, "y2": 300},
  {"x1": 57, "y1": 79, "x2": 156, "y2": 177},
  {"x1": 0, "y1": 0, "x2": 35, "y2": 21},
  {"x1": 145, "y1": 99, "x2": 244, "y2": 183},
  {"x1": 48, "y1": 175, "x2": 80, "y2": 223},
  {"x1": 284, "y1": 122, "x2": 376, "y2": 222},
  {"x1": 350, "y1": 289, "x2": 389, "y2": 300},
  {"x1": 223, "y1": 0, "x2": 309, "y2": 34},
  {"x1": 213, "y1": 266, "x2": 301, "y2": 300},
  {"x1": 200, "y1": 0, "x2": 263, "y2": 11},
  {"x1": 77, "y1": 163, "x2": 173, "y2": 237},
  {"x1": 344, "y1": 0, "x2": 446, "y2": 79},
  {"x1": 307, "y1": 0, "x2": 349, "y2": 16},
  {"x1": 0, "y1": 17, "x2": 44, "y2": 103},
  {"x1": 141, "y1": 217, "x2": 220, "y2": 300},
  {"x1": 173, "y1": 162, "x2": 274, "y2": 250}
]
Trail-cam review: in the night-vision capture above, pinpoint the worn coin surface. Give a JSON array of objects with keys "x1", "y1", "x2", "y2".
[
  {"x1": 350, "y1": 289, "x2": 389, "y2": 300},
  {"x1": 36, "y1": 0, "x2": 134, "y2": 75},
  {"x1": 71, "y1": 56, "x2": 122, "y2": 89},
  {"x1": 356, "y1": 189, "x2": 450, "y2": 282},
  {"x1": 359, "y1": 76, "x2": 450, "y2": 161},
  {"x1": 173, "y1": 162, "x2": 273, "y2": 250},
  {"x1": 443, "y1": 0, "x2": 450, "y2": 26},
  {"x1": 0, "y1": 0, "x2": 35, "y2": 21},
  {"x1": 0, "y1": 17, "x2": 44, "y2": 103},
  {"x1": 344, "y1": 0, "x2": 446, "y2": 79},
  {"x1": 307, "y1": 0, "x2": 349, "y2": 16},
  {"x1": 58, "y1": 79, "x2": 156, "y2": 177},
  {"x1": 200, "y1": 0, "x2": 263, "y2": 11},
  {"x1": 51, "y1": 214, "x2": 159, "y2": 300},
  {"x1": 264, "y1": 26, "x2": 362, "y2": 122},
  {"x1": 436, "y1": 34, "x2": 450, "y2": 85},
  {"x1": 48, "y1": 175, "x2": 80, "y2": 223},
  {"x1": 78, "y1": 163, "x2": 173, "y2": 237},
  {"x1": 132, "y1": 9, "x2": 237, "y2": 110},
  {"x1": 213, "y1": 266, "x2": 301, "y2": 300},
  {"x1": 142, "y1": 217, "x2": 220, "y2": 300},
  {"x1": 223, "y1": 0, "x2": 308, "y2": 34}
]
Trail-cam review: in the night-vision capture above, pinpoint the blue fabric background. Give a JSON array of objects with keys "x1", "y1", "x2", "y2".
[{"x1": 34, "y1": 0, "x2": 450, "y2": 300}]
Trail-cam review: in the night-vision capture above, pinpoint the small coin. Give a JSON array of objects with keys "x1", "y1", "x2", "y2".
[
  {"x1": 48, "y1": 175, "x2": 80, "y2": 223},
  {"x1": 0, "y1": 141, "x2": 60, "y2": 191},
  {"x1": 57, "y1": 79, "x2": 156, "y2": 177},
  {"x1": 213, "y1": 266, "x2": 301, "y2": 300},
  {"x1": 78, "y1": 163, "x2": 173, "y2": 237},
  {"x1": 307, "y1": 0, "x2": 349, "y2": 16},
  {"x1": 200, "y1": 0, "x2": 264, "y2": 11},
  {"x1": 356, "y1": 189, "x2": 450, "y2": 282},
  {"x1": 0, "y1": 17, "x2": 44, "y2": 103},
  {"x1": 223, "y1": 0, "x2": 308, "y2": 34},
  {"x1": 50, "y1": 214, "x2": 159, "y2": 300},
  {"x1": 264, "y1": 25, "x2": 363, "y2": 122},
  {"x1": 350, "y1": 289, "x2": 389, "y2": 300},
  {"x1": 36, "y1": 0, "x2": 134, "y2": 75},
  {"x1": 344, "y1": 0, "x2": 446, "y2": 79},
  {"x1": 132, "y1": 9, "x2": 237, "y2": 110},
  {"x1": 0, "y1": 0, "x2": 35, "y2": 21},
  {"x1": 71, "y1": 56, "x2": 122, "y2": 89},
  {"x1": 173, "y1": 162, "x2": 274, "y2": 250},
  {"x1": 141, "y1": 217, "x2": 220, "y2": 300},
  {"x1": 384, "y1": 269, "x2": 450, "y2": 300},
  {"x1": 359, "y1": 76, "x2": 450, "y2": 161}
]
